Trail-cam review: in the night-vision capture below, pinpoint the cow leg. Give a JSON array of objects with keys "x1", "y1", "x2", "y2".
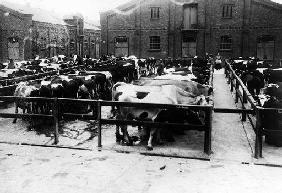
[
  {"x1": 121, "y1": 125, "x2": 132, "y2": 145},
  {"x1": 155, "y1": 128, "x2": 164, "y2": 145},
  {"x1": 147, "y1": 127, "x2": 158, "y2": 151},
  {"x1": 115, "y1": 125, "x2": 122, "y2": 143},
  {"x1": 13, "y1": 103, "x2": 19, "y2": 123}
]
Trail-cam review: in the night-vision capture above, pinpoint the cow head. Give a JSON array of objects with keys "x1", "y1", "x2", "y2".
[
  {"x1": 195, "y1": 95, "x2": 209, "y2": 106},
  {"x1": 197, "y1": 83, "x2": 213, "y2": 96},
  {"x1": 263, "y1": 84, "x2": 282, "y2": 99}
]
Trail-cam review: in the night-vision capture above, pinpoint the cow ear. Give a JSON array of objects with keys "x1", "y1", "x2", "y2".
[{"x1": 208, "y1": 87, "x2": 213, "y2": 95}]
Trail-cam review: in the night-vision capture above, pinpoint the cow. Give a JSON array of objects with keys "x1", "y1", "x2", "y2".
[
  {"x1": 135, "y1": 79, "x2": 213, "y2": 97},
  {"x1": 241, "y1": 69, "x2": 265, "y2": 96},
  {"x1": 264, "y1": 68, "x2": 282, "y2": 84},
  {"x1": 112, "y1": 82, "x2": 211, "y2": 150},
  {"x1": 13, "y1": 81, "x2": 40, "y2": 123},
  {"x1": 260, "y1": 83, "x2": 282, "y2": 146}
]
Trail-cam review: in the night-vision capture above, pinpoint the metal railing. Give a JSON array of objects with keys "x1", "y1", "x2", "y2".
[
  {"x1": 0, "y1": 96, "x2": 213, "y2": 155},
  {"x1": 224, "y1": 60, "x2": 282, "y2": 158}
]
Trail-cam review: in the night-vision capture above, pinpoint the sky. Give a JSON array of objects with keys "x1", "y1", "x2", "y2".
[
  {"x1": 2, "y1": 0, "x2": 282, "y2": 22},
  {"x1": 1, "y1": 0, "x2": 131, "y2": 21}
]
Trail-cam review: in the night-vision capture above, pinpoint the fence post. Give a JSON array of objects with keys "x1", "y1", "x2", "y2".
[
  {"x1": 227, "y1": 71, "x2": 230, "y2": 84},
  {"x1": 97, "y1": 100, "x2": 102, "y2": 149},
  {"x1": 255, "y1": 107, "x2": 263, "y2": 158},
  {"x1": 243, "y1": 90, "x2": 247, "y2": 104},
  {"x1": 230, "y1": 75, "x2": 234, "y2": 92},
  {"x1": 235, "y1": 79, "x2": 239, "y2": 103},
  {"x1": 204, "y1": 107, "x2": 212, "y2": 155},
  {"x1": 52, "y1": 98, "x2": 59, "y2": 145}
]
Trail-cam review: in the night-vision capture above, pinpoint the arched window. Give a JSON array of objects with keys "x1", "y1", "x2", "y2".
[{"x1": 220, "y1": 35, "x2": 232, "y2": 51}]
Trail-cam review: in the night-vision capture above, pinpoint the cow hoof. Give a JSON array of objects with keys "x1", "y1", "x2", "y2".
[
  {"x1": 166, "y1": 137, "x2": 175, "y2": 142},
  {"x1": 12, "y1": 120, "x2": 16, "y2": 124},
  {"x1": 157, "y1": 141, "x2": 164, "y2": 145},
  {"x1": 125, "y1": 141, "x2": 133, "y2": 146},
  {"x1": 147, "y1": 146, "x2": 153, "y2": 151},
  {"x1": 131, "y1": 136, "x2": 139, "y2": 142}
]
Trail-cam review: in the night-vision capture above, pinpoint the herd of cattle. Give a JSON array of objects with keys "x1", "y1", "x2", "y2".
[
  {"x1": 229, "y1": 58, "x2": 282, "y2": 108},
  {"x1": 3, "y1": 54, "x2": 282, "y2": 149},
  {"x1": 7, "y1": 55, "x2": 213, "y2": 150}
]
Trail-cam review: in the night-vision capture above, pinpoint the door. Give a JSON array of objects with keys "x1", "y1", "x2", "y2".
[
  {"x1": 182, "y1": 32, "x2": 197, "y2": 57},
  {"x1": 115, "y1": 36, "x2": 128, "y2": 57},
  {"x1": 182, "y1": 42, "x2": 196, "y2": 57},
  {"x1": 8, "y1": 42, "x2": 19, "y2": 60},
  {"x1": 257, "y1": 35, "x2": 274, "y2": 61}
]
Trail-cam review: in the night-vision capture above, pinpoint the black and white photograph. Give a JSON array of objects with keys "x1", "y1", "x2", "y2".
[{"x1": 0, "y1": 0, "x2": 282, "y2": 192}]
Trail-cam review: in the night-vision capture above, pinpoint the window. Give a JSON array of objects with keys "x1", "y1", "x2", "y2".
[
  {"x1": 91, "y1": 40, "x2": 95, "y2": 47},
  {"x1": 84, "y1": 40, "x2": 89, "y2": 48},
  {"x1": 149, "y1": 36, "x2": 160, "y2": 50},
  {"x1": 220, "y1": 36, "x2": 232, "y2": 51},
  {"x1": 115, "y1": 36, "x2": 128, "y2": 43},
  {"x1": 222, "y1": 4, "x2": 233, "y2": 18},
  {"x1": 183, "y1": 5, "x2": 198, "y2": 29},
  {"x1": 151, "y1": 7, "x2": 160, "y2": 19}
]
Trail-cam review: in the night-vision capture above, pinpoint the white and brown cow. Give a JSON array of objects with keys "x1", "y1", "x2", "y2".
[
  {"x1": 112, "y1": 81, "x2": 211, "y2": 150},
  {"x1": 13, "y1": 81, "x2": 40, "y2": 123}
]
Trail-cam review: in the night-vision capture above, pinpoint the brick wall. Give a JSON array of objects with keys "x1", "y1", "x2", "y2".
[
  {"x1": 0, "y1": 6, "x2": 32, "y2": 62},
  {"x1": 32, "y1": 21, "x2": 69, "y2": 58},
  {"x1": 83, "y1": 29, "x2": 101, "y2": 59},
  {"x1": 101, "y1": 0, "x2": 282, "y2": 63}
]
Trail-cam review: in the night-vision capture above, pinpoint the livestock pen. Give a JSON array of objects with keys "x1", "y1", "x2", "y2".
[
  {"x1": 0, "y1": 63, "x2": 214, "y2": 159},
  {"x1": 0, "y1": 96, "x2": 213, "y2": 157},
  {"x1": 0, "y1": 66, "x2": 78, "y2": 97},
  {"x1": 224, "y1": 61, "x2": 282, "y2": 159}
]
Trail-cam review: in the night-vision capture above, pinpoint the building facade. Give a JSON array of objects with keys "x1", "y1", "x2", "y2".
[
  {"x1": 0, "y1": 2, "x2": 101, "y2": 62},
  {"x1": 100, "y1": 0, "x2": 282, "y2": 64},
  {"x1": 32, "y1": 21, "x2": 69, "y2": 58},
  {"x1": 0, "y1": 5, "x2": 33, "y2": 62},
  {"x1": 83, "y1": 23, "x2": 101, "y2": 59}
]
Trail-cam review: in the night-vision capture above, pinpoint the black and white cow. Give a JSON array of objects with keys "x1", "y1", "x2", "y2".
[{"x1": 112, "y1": 80, "x2": 211, "y2": 150}]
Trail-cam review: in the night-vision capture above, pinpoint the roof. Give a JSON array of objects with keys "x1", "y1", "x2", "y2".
[
  {"x1": 101, "y1": 0, "x2": 138, "y2": 16},
  {"x1": 253, "y1": 0, "x2": 282, "y2": 10},
  {"x1": 0, "y1": 4, "x2": 31, "y2": 20},
  {"x1": 0, "y1": 1, "x2": 67, "y2": 25},
  {"x1": 84, "y1": 20, "x2": 100, "y2": 30}
]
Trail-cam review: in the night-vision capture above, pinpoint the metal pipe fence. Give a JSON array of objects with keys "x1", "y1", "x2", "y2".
[
  {"x1": 224, "y1": 60, "x2": 282, "y2": 158},
  {"x1": 0, "y1": 96, "x2": 213, "y2": 155}
]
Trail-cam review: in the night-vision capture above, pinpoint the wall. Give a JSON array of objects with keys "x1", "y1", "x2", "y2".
[
  {"x1": 0, "y1": 5, "x2": 32, "y2": 62},
  {"x1": 101, "y1": 0, "x2": 282, "y2": 63},
  {"x1": 32, "y1": 21, "x2": 69, "y2": 58}
]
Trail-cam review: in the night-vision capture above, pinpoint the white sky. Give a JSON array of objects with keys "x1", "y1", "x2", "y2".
[
  {"x1": 2, "y1": 0, "x2": 282, "y2": 22},
  {"x1": 2, "y1": 0, "x2": 131, "y2": 20}
]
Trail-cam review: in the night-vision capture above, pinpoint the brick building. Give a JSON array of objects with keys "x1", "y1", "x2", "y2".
[
  {"x1": 100, "y1": 0, "x2": 282, "y2": 64},
  {"x1": 83, "y1": 22, "x2": 101, "y2": 59},
  {"x1": 0, "y1": 1, "x2": 101, "y2": 62},
  {"x1": 0, "y1": 5, "x2": 33, "y2": 62}
]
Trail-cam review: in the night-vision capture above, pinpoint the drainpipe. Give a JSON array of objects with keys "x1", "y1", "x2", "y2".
[
  {"x1": 139, "y1": 0, "x2": 142, "y2": 58},
  {"x1": 106, "y1": 15, "x2": 109, "y2": 55}
]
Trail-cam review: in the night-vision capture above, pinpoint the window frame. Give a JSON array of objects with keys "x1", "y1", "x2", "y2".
[
  {"x1": 219, "y1": 35, "x2": 232, "y2": 51},
  {"x1": 149, "y1": 36, "x2": 161, "y2": 51},
  {"x1": 150, "y1": 7, "x2": 160, "y2": 19},
  {"x1": 222, "y1": 4, "x2": 234, "y2": 19}
]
